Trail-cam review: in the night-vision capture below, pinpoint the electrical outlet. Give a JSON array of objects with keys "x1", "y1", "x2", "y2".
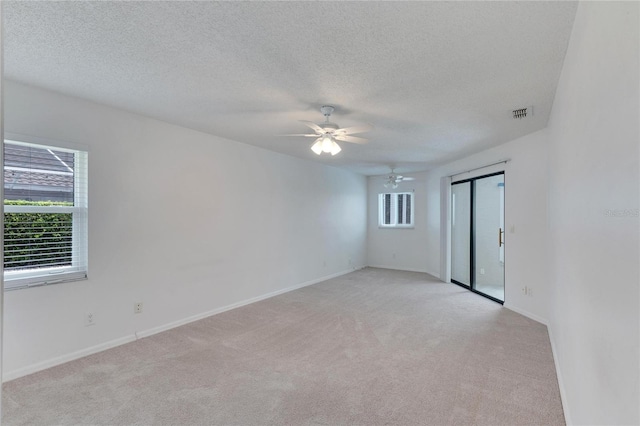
[
  {"x1": 134, "y1": 302, "x2": 143, "y2": 314},
  {"x1": 480, "y1": 268, "x2": 485, "y2": 275},
  {"x1": 85, "y1": 312, "x2": 95, "y2": 326}
]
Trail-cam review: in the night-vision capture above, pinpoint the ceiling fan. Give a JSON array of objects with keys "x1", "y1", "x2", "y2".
[
  {"x1": 281, "y1": 105, "x2": 372, "y2": 156},
  {"x1": 383, "y1": 168, "x2": 415, "y2": 189}
]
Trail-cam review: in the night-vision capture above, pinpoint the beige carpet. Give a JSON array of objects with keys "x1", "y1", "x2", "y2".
[{"x1": 2, "y1": 268, "x2": 564, "y2": 425}]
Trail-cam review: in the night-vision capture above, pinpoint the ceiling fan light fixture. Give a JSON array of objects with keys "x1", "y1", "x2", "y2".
[
  {"x1": 311, "y1": 139, "x2": 323, "y2": 155},
  {"x1": 311, "y1": 135, "x2": 342, "y2": 156},
  {"x1": 330, "y1": 141, "x2": 341, "y2": 156},
  {"x1": 321, "y1": 134, "x2": 334, "y2": 153},
  {"x1": 384, "y1": 180, "x2": 398, "y2": 189}
]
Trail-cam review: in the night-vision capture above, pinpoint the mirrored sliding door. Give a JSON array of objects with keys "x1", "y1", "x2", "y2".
[
  {"x1": 473, "y1": 174, "x2": 504, "y2": 301},
  {"x1": 451, "y1": 172, "x2": 505, "y2": 303},
  {"x1": 451, "y1": 182, "x2": 471, "y2": 286}
]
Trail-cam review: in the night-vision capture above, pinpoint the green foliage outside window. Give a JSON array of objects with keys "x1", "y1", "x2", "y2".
[{"x1": 4, "y1": 200, "x2": 73, "y2": 270}]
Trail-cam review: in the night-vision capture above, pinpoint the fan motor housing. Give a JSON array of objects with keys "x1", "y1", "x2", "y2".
[{"x1": 322, "y1": 122, "x2": 339, "y2": 131}]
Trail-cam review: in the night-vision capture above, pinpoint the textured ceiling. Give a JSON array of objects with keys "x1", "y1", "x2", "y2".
[{"x1": 4, "y1": 1, "x2": 577, "y2": 176}]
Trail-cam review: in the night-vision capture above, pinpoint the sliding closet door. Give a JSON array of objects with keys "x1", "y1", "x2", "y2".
[
  {"x1": 450, "y1": 172, "x2": 505, "y2": 304},
  {"x1": 473, "y1": 174, "x2": 505, "y2": 301},
  {"x1": 451, "y1": 182, "x2": 471, "y2": 286}
]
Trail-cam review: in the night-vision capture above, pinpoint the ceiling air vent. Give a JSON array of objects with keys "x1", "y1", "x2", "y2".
[{"x1": 512, "y1": 107, "x2": 529, "y2": 119}]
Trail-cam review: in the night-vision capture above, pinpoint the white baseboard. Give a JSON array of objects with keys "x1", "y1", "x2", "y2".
[
  {"x1": 503, "y1": 303, "x2": 548, "y2": 325},
  {"x1": 547, "y1": 326, "x2": 572, "y2": 425},
  {"x1": 136, "y1": 267, "x2": 358, "y2": 340},
  {"x1": 3, "y1": 335, "x2": 136, "y2": 382},
  {"x1": 367, "y1": 264, "x2": 429, "y2": 274},
  {"x1": 3, "y1": 268, "x2": 359, "y2": 382}
]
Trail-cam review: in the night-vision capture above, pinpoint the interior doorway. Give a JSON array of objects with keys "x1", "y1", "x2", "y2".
[{"x1": 451, "y1": 172, "x2": 505, "y2": 303}]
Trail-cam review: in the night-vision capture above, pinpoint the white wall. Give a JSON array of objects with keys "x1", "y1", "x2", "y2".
[
  {"x1": 2, "y1": 81, "x2": 368, "y2": 379},
  {"x1": 546, "y1": 2, "x2": 639, "y2": 424},
  {"x1": 0, "y1": 4, "x2": 5, "y2": 418},
  {"x1": 367, "y1": 129, "x2": 551, "y2": 322}
]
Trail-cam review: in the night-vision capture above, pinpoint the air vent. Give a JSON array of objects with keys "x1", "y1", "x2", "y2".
[{"x1": 512, "y1": 108, "x2": 528, "y2": 119}]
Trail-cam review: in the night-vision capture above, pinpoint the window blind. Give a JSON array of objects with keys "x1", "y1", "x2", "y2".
[
  {"x1": 378, "y1": 192, "x2": 414, "y2": 228},
  {"x1": 384, "y1": 194, "x2": 391, "y2": 225}
]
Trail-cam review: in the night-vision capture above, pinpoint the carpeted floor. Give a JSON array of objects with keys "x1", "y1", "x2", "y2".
[{"x1": 2, "y1": 268, "x2": 564, "y2": 425}]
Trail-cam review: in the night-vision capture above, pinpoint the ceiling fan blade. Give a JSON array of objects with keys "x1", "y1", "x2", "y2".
[
  {"x1": 299, "y1": 120, "x2": 324, "y2": 134},
  {"x1": 333, "y1": 124, "x2": 373, "y2": 135},
  {"x1": 278, "y1": 134, "x2": 320, "y2": 137},
  {"x1": 402, "y1": 177, "x2": 416, "y2": 181},
  {"x1": 334, "y1": 135, "x2": 369, "y2": 144}
]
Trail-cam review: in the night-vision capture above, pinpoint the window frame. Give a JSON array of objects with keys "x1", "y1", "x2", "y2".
[
  {"x1": 3, "y1": 136, "x2": 88, "y2": 290},
  {"x1": 378, "y1": 191, "x2": 414, "y2": 228}
]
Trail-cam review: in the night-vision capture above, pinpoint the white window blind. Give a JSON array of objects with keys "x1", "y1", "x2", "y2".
[
  {"x1": 4, "y1": 140, "x2": 88, "y2": 289},
  {"x1": 378, "y1": 192, "x2": 414, "y2": 228}
]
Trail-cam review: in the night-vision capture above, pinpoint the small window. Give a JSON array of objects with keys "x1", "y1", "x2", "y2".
[
  {"x1": 379, "y1": 192, "x2": 414, "y2": 228},
  {"x1": 4, "y1": 140, "x2": 88, "y2": 289}
]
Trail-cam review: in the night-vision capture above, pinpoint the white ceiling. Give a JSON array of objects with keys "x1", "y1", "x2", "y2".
[{"x1": 4, "y1": 1, "x2": 577, "y2": 176}]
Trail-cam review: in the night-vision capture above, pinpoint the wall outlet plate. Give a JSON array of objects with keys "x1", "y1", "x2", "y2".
[{"x1": 134, "y1": 302, "x2": 143, "y2": 314}]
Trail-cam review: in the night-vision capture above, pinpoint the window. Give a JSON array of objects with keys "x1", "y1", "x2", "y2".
[
  {"x1": 4, "y1": 140, "x2": 88, "y2": 289},
  {"x1": 378, "y1": 192, "x2": 413, "y2": 227}
]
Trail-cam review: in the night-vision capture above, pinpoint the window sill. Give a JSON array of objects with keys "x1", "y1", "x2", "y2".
[
  {"x1": 378, "y1": 226, "x2": 415, "y2": 229},
  {"x1": 5, "y1": 274, "x2": 88, "y2": 291}
]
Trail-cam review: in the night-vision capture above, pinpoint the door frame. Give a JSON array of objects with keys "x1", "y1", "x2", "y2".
[{"x1": 450, "y1": 171, "x2": 505, "y2": 304}]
